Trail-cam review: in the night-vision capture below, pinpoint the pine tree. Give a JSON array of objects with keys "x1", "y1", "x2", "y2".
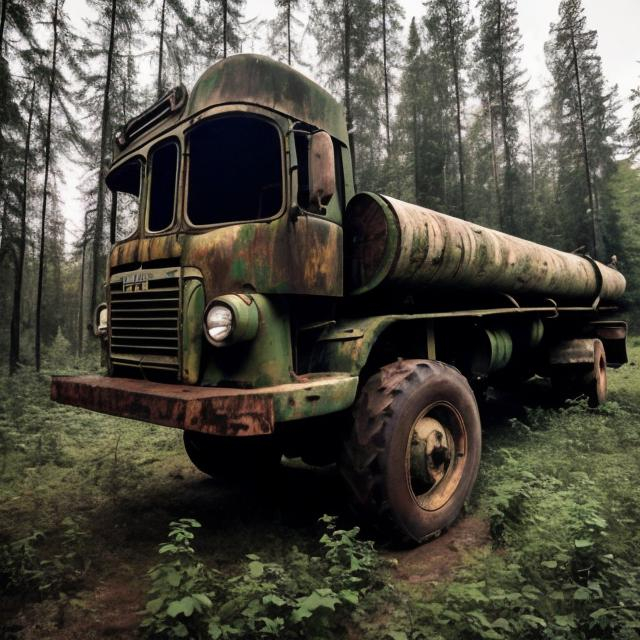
[
  {"x1": 609, "y1": 160, "x2": 640, "y2": 321},
  {"x1": 546, "y1": 0, "x2": 620, "y2": 259},
  {"x1": 628, "y1": 76, "x2": 640, "y2": 158},
  {"x1": 310, "y1": 0, "x2": 402, "y2": 190},
  {"x1": 424, "y1": 0, "x2": 474, "y2": 219},
  {"x1": 475, "y1": 0, "x2": 525, "y2": 233},
  {"x1": 8, "y1": 81, "x2": 35, "y2": 373},
  {"x1": 34, "y1": 0, "x2": 60, "y2": 371},
  {"x1": 396, "y1": 16, "x2": 456, "y2": 211},
  {"x1": 78, "y1": 0, "x2": 142, "y2": 317},
  {"x1": 0, "y1": 0, "x2": 44, "y2": 224},
  {"x1": 267, "y1": 0, "x2": 305, "y2": 67},
  {"x1": 33, "y1": 0, "x2": 86, "y2": 369},
  {"x1": 379, "y1": 0, "x2": 403, "y2": 155},
  {"x1": 153, "y1": 0, "x2": 197, "y2": 97},
  {"x1": 396, "y1": 17, "x2": 422, "y2": 202},
  {"x1": 196, "y1": 0, "x2": 245, "y2": 64},
  {"x1": 310, "y1": 0, "x2": 372, "y2": 186}
]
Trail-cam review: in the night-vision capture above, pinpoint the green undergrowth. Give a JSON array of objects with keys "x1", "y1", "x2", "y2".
[
  {"x1": 0, "y1": 366, "x2": 183, "y2": 535},
  {"x1": 384, "y1": 341, "x2": 640, "y2": 639},
  {"x1": 0, "y1": 342, "x2": 639, "y2": 638},
  {"x1": 140, "y1": 516, "x2": 390, "y2": 640}
]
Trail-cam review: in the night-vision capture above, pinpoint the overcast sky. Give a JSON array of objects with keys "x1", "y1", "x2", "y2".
[{"x1": 60, "y1": 0, "x2": 640, "y2": 246}]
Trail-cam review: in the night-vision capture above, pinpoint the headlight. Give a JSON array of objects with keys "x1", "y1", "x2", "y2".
[
  {"x1": 93, "y1": 303, "x2": 108, "y2": 337},
  {"x1": 203, "y1": 294, "x2": 259, "y2": 347},
  {"x1": 205, "y1": 305, "x2": 234, "y2": 343}
]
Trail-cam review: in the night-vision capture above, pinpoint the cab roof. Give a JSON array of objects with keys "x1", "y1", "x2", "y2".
[
  {"x1": 111, "y1": 54, "x2": 349, "y2": 166},
  {"x1": 186, "y1": 54, "x2": 348, "y2": 143}
]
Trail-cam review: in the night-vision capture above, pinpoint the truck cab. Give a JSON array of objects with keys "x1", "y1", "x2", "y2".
[{"x1": 104, "y1": 54, "x2": 353, "y2": 388}]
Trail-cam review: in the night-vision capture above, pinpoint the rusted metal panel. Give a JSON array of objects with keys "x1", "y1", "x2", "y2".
[
  {"x1": 181, "y1": 215, "x2": 343, "y2": 299},
  {"x1": 590, "y1": 320, "x2": 628, "y2": 367},
  {"x1": 548, "y1": 339, "x2": 596, "y2": 366},
  {"x1": 185, "y1": 55, "x2": 349, "y2": 144},
  {"x1": 51, "y1": 375, "x2": 274, "y2": 436},
  {"x1": 51, "y1": 373, "x2": 359, "y2": 432},
  {"x1": 110, "y1": 236, "x2": 182, "y2": 268},
  {"x1": 345, "y1": 193, "x2": 626, "y2": 304}
]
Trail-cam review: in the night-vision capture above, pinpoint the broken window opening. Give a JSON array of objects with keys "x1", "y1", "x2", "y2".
[
  {"x1": 148, "y1": 139, "x2": 179, "y2": 233},
  {"x1": 187, "y1": 115, "x2": 283, "y2": 226},
  {"x1": 106, "y1": 157, "x2": 143, "y2": 243}
]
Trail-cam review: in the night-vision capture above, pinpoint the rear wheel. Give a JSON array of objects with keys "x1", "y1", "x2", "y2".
[
  {"x1": 340, "y1": 359, "x2": 482, "y2": 544},
  {"x1": 183, "y1": 431, "x2": 282, "y2": 480},
  {"x1": 551, "y1": 338, "x2": 607, "y2": 408}
]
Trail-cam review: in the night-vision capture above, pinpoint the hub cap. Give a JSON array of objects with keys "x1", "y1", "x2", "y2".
[{"x1": 407, "y1": 404, "x2": 466, "y2": 511}]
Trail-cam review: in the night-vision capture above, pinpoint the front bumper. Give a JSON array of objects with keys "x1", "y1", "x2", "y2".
[{"x1": 51, "y1": 374, "x2": 358, "y2": 436}]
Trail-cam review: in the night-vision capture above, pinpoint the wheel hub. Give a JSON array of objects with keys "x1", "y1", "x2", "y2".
[{"x1": 410, "y1": 416, "x2": 454, "y2": 495}]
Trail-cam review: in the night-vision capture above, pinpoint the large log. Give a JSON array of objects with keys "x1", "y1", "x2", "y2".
[{"x1": 344, "y1": 192, "x2": 626, "y2": 303}]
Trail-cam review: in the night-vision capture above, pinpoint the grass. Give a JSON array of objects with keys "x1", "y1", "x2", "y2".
[{"x1": 0, "y1": 341, "x2": 639, "y2": 638}]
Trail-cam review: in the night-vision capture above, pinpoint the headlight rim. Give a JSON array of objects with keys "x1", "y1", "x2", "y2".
[
  {"x1": 202, "y1": 294, "x2": 259, "y2": 347},
  {"x1": 204, "y1": 303, "x2": 235, "y2": 345},
  {"x1": 94, "y1": 303, "x2": 108, "y2": 338}
]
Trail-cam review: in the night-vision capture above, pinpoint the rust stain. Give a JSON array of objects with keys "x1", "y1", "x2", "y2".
[
  {"x1": 110, "y1": 236, "x2": 182, "y2": 268},
  {"x1": 51, "y1": 375, "x2": 274, "y2": 437},
  {"x1": 181, "y1": 216, "x2": 342, "y2": 299}
]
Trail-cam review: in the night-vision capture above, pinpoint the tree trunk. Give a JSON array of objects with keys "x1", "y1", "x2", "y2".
[
  {"x1": 286, "y1": 0, "x2": 291, "y2": 66},
  {"x1": 444, "y1": 4, "x2": 465, "y2": 219},
  {"x1": 0, "y1": 0, "x2": 7, "y2": 50},
  {"x1": 77, "y1": 212, "x2": 90, "y2": 357},
  {"x1": 9, "y1": 81, "x2": 35, "y2": 374},
  {"x1": 343, "y1": 0, "x2": 355, "y2": 186},
  {"x1": 156, "y1": 0, "x2": 166, "y2": 98},
  {"x1": 569, "y1": 26, "x2": 596, "y2": 258},
  {"x1": 35, "y1": 0, "x2": 60, "y2": 371},
  {"x1": 488, "y1": 98, "x2": 503, "y2": 230},
  {"x1": 382, "y1": 0, "x2": 390, "y2": 154},
  {"x1": 0, "y1": 0, "x2": 8, "y2": 215},
  {"x1": 525, "y1": 93, "x2": 535, "y2": 206},
  {"x1": 223, "y1": 0, "x2": 227, "y2": 58},
  {"x1": 495, "y1": 0, "x2": 514, "y2": 231},
  {"x1": 90, "y1": 0, "x2": 117, "y2": 320},
  {"x1": 412, "y1": 100, "x2": 419, "y2": 202}
]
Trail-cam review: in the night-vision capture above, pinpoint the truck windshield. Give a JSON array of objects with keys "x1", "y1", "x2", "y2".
[
  {"x1": 186, "y1": 115, "x2": 283, "y2": 226},
  {"x1": 148, "y1": 139, "x2": 179, "y2": 232},
  {"x1": 106, "y1": 157, "x2": 142, "y2": 242}
]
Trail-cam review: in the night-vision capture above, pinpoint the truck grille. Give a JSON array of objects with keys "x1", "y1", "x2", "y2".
[{"x1": 109, "y1": 272, "x2": 181, "y2": 375}]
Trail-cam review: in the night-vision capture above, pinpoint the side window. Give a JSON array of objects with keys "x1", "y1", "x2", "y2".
[
  {"x1": 147, "y1": 140, "x2": 179, "y2": 232},
  {"x1": 106, "y1": 158, "x2": 142, "y2": 242}
]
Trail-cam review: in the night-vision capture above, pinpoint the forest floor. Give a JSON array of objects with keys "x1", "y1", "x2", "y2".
[{"x1": 1, "y1": 340, "x2": 639, "y2": 639}]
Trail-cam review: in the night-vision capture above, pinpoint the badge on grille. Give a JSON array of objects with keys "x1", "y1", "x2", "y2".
[{"x1": 122, "y1": 272, "x2": 149, "y2": 292}]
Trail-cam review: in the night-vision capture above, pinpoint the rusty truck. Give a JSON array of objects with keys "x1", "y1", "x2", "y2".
[{"x1": 51, "y1": 54, "x2": 628, "y2": 544}]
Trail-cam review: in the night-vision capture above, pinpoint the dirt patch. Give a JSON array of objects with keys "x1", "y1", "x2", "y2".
[
  {"x1": 386, "y1": 516, "x2": 491, "y2": 584},
  {"x1": 13, "y1": 561, "x2": 146, "y2": 640}
]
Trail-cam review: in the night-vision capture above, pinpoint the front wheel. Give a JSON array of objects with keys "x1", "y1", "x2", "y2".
[
  {"x1": 183, "y1": 430, "x2": 282, "y2": 481},
  {"x1": 340, "y1": 360, "x2": 482, "y2": 545}
]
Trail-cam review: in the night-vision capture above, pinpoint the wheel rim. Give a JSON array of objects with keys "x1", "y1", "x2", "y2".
[
  {"x1": 593, "y1": 346, "x2": 607, "y2": 404},
  {"x1": 405, "y1": 402, "x2": 467, "y2": 511}
]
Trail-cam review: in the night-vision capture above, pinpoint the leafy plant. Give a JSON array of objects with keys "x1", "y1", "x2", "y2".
[
  {"x1": 141, "y1": 515, "x2": 390, "y2": 640},
  {"x1": 0, "y1": 516, "x2": 88, "y2": 599}
]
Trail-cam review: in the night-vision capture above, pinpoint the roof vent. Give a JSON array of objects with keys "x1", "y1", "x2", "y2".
[{"x1": 115, "y1": 85, "x2": 187, "y2": 150}]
